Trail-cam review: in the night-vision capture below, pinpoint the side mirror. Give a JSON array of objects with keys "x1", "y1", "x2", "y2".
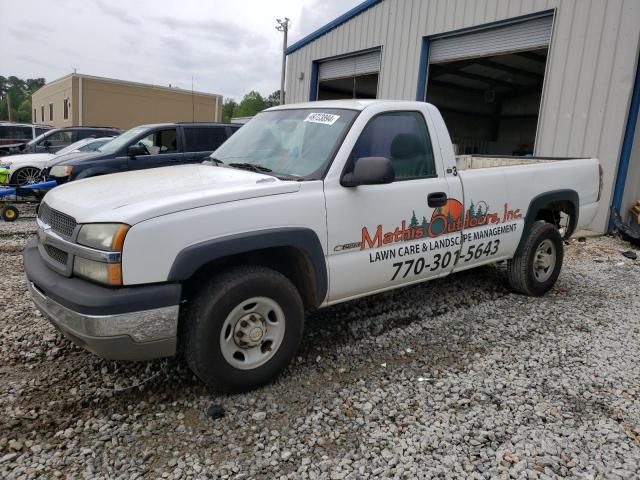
[
  {"x1": 127, "y1": 144, "x2": 146, "y2": 158},
  {"x1": 43, "y1": 140, "x2": 51, "y2": 150},
  {"x1": 341, "y1": 156, "x2": 395, "y2": 187}
]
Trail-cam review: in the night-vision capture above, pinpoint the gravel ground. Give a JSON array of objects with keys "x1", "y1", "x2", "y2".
[{"x1": 1, "y1": 215, "x2": 639, "y2": 479}]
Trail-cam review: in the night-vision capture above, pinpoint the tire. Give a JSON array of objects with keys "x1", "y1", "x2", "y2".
[
  {"x1": 506, "y1": 221, "x2": 563, "y2": 296},
  {"x1": 12, "y1": 167, "x2": 42, "y2": 186},
  {"x1": 2, "y1": 205, "x2": 19, "y2": 222},
  {"x1": 182, "y1": 265, "x2": 305, "y2": 393}
]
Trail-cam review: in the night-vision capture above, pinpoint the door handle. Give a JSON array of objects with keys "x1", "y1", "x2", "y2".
[{"x1": 428, "y1": 192, "x2": 448, "y2": 208}]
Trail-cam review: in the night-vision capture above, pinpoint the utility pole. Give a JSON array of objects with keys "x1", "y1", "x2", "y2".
[
  {"x1": 6, "y1": 93, "x2": 11, "y2": 122},
  {"x1": 275, "y1": 17, "x2": 290, "y2": 105}
]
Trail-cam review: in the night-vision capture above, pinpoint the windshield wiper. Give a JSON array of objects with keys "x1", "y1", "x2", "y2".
[
  {"x1": 227, "y1": 161, "x2": 303, "y2": 181},
  {"x1": 202, "y1": 157, "x2": 224, "y2": 167},
  {"x1": 229, "y1": 162, "x2": 272, "y2": 173},
  {"x1": 274, "y1": 173, "x2": 305, "y2": 181}
]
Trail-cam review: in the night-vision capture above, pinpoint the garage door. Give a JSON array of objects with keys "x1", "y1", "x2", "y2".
[
  {"x1": 429, "y1": 15, "x2": 553, "y2": 64},
  {"x1": 316, "y1": 49, "x2": 381, "y2": 100},
  {"x1": 318, "y1": 50, "x2": 381, "y2": 80}
]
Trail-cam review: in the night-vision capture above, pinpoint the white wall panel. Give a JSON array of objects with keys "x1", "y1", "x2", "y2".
[{"x1": 286, "y1": 0, "x2": 640, "y2": 231}]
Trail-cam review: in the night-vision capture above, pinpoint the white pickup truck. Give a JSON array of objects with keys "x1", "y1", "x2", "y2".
[{"x1": 24, "y1": 100, "x2": 602, "y2": 392}]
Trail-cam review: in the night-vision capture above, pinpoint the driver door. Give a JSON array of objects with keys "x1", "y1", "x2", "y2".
[
  {"x1": 124, "y1": 128, "x2": 183, "y2": 170},
  {"x1": 324, "y1": 110, "x2": 463, "y2": 303}
]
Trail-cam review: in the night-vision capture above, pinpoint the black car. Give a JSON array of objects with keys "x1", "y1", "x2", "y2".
[
  {"x1": 45, "y1": 122, "x2": 240, "y2": 183},
  {"x1": 11, "y1": 126, "x2": 122, "y2": 155}
]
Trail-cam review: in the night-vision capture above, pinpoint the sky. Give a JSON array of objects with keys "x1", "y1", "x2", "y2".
[{"x1": 0, "y1": 0, "x2": 362, "y2": 101}]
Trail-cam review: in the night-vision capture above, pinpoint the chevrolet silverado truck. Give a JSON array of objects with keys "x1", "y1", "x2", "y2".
[{"x1": 24, "y1": 100, "x2": 602, "y2": 392}]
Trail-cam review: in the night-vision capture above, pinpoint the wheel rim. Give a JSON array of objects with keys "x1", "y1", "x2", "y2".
[
  {"x1": 533, "y1": 239, "x2": 556, "y2": 282},
  {"x1": 219, "y1": 297, "x2": 286, "y2": 370},
  {"x1": 5, "y1": 209, "x2": 16, "y2": 219},
  {"x1": 15, "y1": 167, "x2": 41, "y2": 185}
]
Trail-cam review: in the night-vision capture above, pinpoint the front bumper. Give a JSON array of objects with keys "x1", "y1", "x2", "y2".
[
  {"x1": 45, "y1": 174, "x2": 69, "y2": 185},
  {"x1": 24, "y1": 238, "x2": 181, "y2": 360}
]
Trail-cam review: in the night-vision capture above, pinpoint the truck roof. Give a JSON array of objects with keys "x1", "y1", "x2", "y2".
[
  {"x1": 131, "y1": 122, "x2": 241, "y2": 129},
  {"x1": 266, "y1": 99, "x2": 433, "y2": 112},
  {"x1": 266, "y1": 99, "x2": 385, "y2": 112},
  {"x1": 0, "y1": 122, "x2": 53, "y2": 128}
]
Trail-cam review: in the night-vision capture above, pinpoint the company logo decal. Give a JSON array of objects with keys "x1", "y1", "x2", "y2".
[{"x1": 360, "y1": 199, "x2": 522, "y2": 250}]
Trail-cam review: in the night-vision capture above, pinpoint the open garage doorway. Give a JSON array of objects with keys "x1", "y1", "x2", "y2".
[
  {"x1": 424, "y1": 14, "x2": 553, "y2": 155},
  {"x1": 318, "y1": 73, "x2": 378, "y2": 100},
  {"x1": 426, "y1": 48, "x2": 548, "y2": 155}
]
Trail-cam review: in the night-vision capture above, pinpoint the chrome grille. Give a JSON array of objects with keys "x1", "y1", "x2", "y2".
[
  {"x1": 38, "y1": 203, "x2": 77, "y2": 238},
  {"x1": 44, "y1": 245, "x2": 68, "y2": 265}
]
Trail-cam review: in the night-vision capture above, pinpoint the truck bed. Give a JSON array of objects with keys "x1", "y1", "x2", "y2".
[{"x1": 455, "y1": 155, "x2": 590, "y2": 171}]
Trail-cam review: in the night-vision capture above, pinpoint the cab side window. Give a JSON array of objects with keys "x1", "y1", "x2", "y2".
[
  {"x1": 138, "y1": 129, "x2": 178, "y2": 154},
  {"x1": 350, "y1": 111, "x2": 436, "y2": 180}
]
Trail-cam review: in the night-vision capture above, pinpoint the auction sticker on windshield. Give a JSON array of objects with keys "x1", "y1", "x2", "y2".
[{"x1": 304, "y1": 113, "x2": 340, "y2": 125}]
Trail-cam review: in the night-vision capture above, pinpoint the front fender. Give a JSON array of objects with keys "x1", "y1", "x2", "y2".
[{"x1": 167, "y1": 227, "x2": 328, "y2": 305}]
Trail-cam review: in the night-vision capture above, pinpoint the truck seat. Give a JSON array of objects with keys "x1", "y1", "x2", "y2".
[{"x1": 390, "y1": 133, "x2": 431, "y2": 178}]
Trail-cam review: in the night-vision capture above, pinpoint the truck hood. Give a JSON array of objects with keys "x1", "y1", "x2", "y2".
[
  {"x1": 1, "y1": 152, "x2": 54, "y2": 165},
  {"x1": 45, "y1": 150, "x2": 104, "y2": 167},
  {"x1": 43, "y1": 164, "x2": 301, "y2": 224}
]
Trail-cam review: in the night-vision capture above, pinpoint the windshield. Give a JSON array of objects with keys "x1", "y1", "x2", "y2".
[
  {"x1": 98, "y1": 127, "x2": 147, "y2": 154},
  {"x1": 55, "y1": 139, "x2": 92, "y2": 155},
  {"x1": 78, "y1": 138, "x2": 112, "y2": 151},
  {"x1": 28, "y1": 130, "x2": 52, "y2": 146},
  {"x1": 210, "y1": 108, "x2": 358, "y2": 178},
  {"x1": 54, "y1": 137, "x2": 113, "y2": 155}
]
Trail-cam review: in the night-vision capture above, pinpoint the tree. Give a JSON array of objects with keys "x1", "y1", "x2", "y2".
[
  {"x1": 265, "y1": 90, "x2": 281, "y2": 108},
  {"x1": 222, "y1": 98, "x2": 237, "y2": 123},
  {"x1": 234, "y1": 90, "x2": 267, "y2": 118},
  {"x1": 0, "y1": 75, "x2": 45, "y2": 122}
]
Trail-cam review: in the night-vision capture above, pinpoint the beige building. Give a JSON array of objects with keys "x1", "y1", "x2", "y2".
[{"x1": 32, "y1": 73, "x2": 223, "y2": 129}]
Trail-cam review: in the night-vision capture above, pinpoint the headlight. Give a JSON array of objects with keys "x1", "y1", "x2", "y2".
[
  {"x1": 73, "y1": 223, "x2": 129, "y2": 286},
  {"x1": 73, "y1": 257, "x2": 122, "y2": 285},
  {"x1": 0, "y1": 161, "x2": 12, "y2": 168},
  {"x1": 50, "y1": 165, "x2": 73, "y2": 177},
  {"x1": 77, "y1": 223, "x2": 129, "y2": 251}
]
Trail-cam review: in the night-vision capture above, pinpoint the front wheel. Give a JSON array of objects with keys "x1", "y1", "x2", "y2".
[
  {"x1": 506, "y1": 221, "x2": 563, "y2": 296},
  {"x1": 182, "y1": 266, "x2": 304, "y2": 393},
  {"x1": 12, "y1": 166, "x2": 42, "y2": 186}
]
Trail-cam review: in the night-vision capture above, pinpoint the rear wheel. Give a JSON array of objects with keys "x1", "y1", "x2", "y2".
[
  {"x1": 506, "y1": 221, "x2": 563, "y2": 296},
  {"x1": 12, "y1": 167, "x2": 41, "y2": 186},
  {"x1": 182, "y1": 266, "x2": 304, "y2": 393},
  {"x1": 1, "y1": 205, "x2": 19, "y2": 222}
]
